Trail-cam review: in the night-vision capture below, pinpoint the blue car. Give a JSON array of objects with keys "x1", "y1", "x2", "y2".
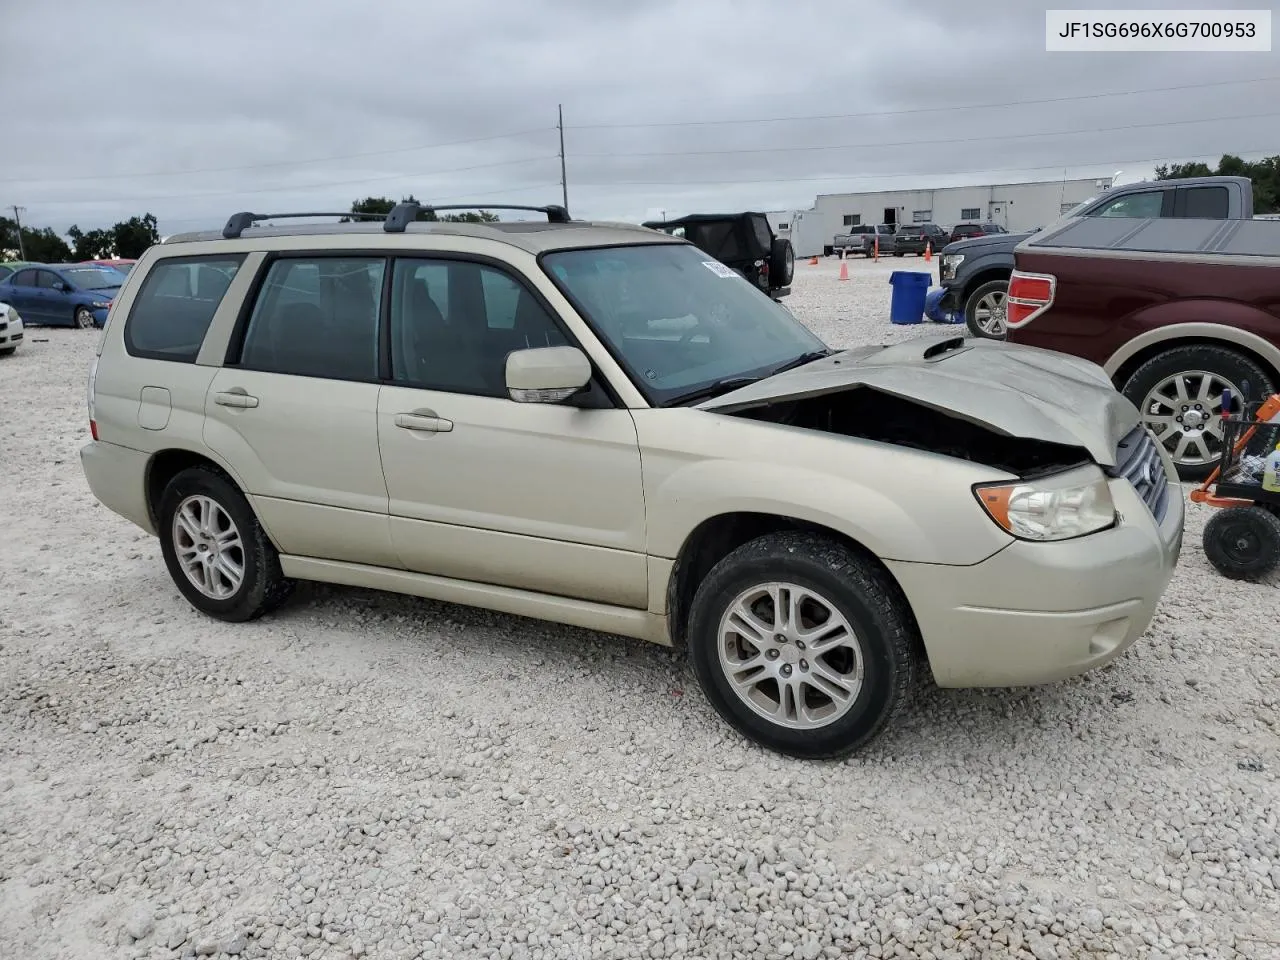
[{"x1": 0, "y1": 263, "x2": 124, "y2": 328}]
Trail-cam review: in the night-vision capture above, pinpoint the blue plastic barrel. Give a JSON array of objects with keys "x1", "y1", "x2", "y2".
[
  {"x1": 924, "y1": 286, "x2": 964, "y2": 324},
  {"x1": 889, "y1": 271, "x2": 931, "y2": 325}
]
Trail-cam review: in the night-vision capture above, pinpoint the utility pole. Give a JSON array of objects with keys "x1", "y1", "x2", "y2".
[
  {"x1": 10, "y1": 205, "x2": 26, "y2": 260},
  {"x1": 557, "y1": 104, "x2": 569, "y2": 213}
]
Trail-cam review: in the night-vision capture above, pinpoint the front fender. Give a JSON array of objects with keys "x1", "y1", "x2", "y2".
[{"x1": 634, "y1": 414, "x2": 1017, "y2": 568}]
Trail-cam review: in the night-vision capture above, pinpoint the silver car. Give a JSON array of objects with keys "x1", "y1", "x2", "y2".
[{"x1": 80, "y1": 205, "x2": 1184, "y2": 758}]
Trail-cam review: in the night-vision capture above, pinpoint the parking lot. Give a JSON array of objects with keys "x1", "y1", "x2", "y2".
[{"x1": 1, "y1": 254, "x2": 1277, "y2": 959}]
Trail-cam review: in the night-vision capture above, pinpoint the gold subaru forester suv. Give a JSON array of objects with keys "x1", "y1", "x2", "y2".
[{"x1": 80, "y1": 202, "x2": 1184, "y2": 758}]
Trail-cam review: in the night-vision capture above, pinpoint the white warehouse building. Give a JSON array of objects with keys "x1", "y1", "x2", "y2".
[{"x1": 767, "y1": 176, "x2": 1115, "y2": 258}]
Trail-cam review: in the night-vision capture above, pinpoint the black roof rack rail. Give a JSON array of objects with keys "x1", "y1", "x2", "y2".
[
  {"x1": 383, "y1": 202, "x2": 572, "y2": 233},
  {"x1": 221, "y1": 211, "x2": 386, "y2": 240}
]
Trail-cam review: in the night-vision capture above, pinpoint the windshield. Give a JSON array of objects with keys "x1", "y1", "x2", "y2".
[
  {"x1": 542, "y1": 243, "x2": 828, "y2": 406},
  {"x1": 63, "y1": 266, "x2": 123, "y2": 290}
]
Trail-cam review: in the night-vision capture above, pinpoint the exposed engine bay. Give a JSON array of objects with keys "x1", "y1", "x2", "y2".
[{"x1": 735, "y1": 387, "x2": 1093, "y2": 478}]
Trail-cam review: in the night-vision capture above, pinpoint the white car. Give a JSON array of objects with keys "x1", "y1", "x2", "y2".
[{"x1": 0, "y1": 302, "x2": 23, "y2": 355}]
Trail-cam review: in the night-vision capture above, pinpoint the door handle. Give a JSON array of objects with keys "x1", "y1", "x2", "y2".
[
  {"x1": 214, "y1": 390, "x2": 259, "y2": 409},
  {"x1": 394, "y1": 410, "x2": 453, "y2": 433}
]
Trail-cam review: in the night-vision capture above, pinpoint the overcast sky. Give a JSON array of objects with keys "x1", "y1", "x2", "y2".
[{"x1": 1, "y1": 0, "x2": 1275, "y2": 236}]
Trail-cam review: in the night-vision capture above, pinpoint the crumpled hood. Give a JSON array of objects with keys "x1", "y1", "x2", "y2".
[{"x1": 700, "y1": 335, "x2": 1138, "y2": 467}]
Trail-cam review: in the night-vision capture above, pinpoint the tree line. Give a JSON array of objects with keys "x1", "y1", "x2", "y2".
[{"x1": 0, "y1": 212, "x2": 160, "y2": 263}]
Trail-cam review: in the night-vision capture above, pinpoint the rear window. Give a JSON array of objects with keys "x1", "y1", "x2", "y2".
[
  {"x1": 125, "y1": 256, "x2": 244, "y2": 362},
  {"x1": 896, "y1": 225, "x2": 920, "y2": 233},
  {"x1": 749, "y1": 215, "x2": 773, "y2": 251}
]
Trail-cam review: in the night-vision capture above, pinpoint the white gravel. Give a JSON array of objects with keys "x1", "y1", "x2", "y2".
[{"x1": 2, "y1": 255, "x2": 1278, "y2": 960}]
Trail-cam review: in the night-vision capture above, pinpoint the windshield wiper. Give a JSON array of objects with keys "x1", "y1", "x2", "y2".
[
  {"x1": 769, "y1": 348, "x2": 833, "y2": 376},
  {"x1": 664, "y1": 376, "x2": 761, "y2": 407}
]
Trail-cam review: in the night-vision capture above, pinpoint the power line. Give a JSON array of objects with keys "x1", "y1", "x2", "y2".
[
  {"x1": 21, "y1": 156, "x2": 559, "y2": 207},
  {"x1": 559, "y1": 147, "x2": 1279, "y2": 189},
  {"x1": 0, "y1": 126, "x2": 555, "y2": 186},
  {"x1": 567, "y1": 75, "x2": 1280, "y2": 130},
  {"x1": 573, "y1": 111, "x2": 1280, "y2": 160}
]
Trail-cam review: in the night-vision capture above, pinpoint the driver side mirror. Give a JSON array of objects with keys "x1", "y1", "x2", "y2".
[{"x1": 505, "y1": 346, "x2": 592, "y2": 403}]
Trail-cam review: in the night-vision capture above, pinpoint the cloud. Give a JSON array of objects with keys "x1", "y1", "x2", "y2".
[{"x1": 1, "y1": 0, "x2": 1274, "y2": 234}]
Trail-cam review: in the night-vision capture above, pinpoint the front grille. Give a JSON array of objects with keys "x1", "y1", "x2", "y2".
[{"x1": 1108, "y1": 425, "x2": 1170, "y2": 522}]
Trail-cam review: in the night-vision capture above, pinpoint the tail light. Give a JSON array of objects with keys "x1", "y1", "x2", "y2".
[{"x1": 1006, "y1": 269, "x2": 1056, "y2": 329}]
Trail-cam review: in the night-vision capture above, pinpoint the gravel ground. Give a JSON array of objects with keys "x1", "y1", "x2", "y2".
[{"x1": 1, "y1": 255, "x2": 1278, "y2": 960}]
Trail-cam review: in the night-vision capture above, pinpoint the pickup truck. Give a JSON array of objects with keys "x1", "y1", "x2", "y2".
[
  {"x1": 1005, "y1": 211, "x2": 1280, "y2": 481},
  {"x1": 939, "y1": 176, "x2": 1256, "y2": 340},
  {"x1": 826, "y1": 223, "x2": 896, "y2": 258}
]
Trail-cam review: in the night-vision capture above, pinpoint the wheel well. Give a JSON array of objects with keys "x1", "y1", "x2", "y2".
[
  {"x1": 144, "y1": 449, "x2": 230, "y2": 529},
  {"x1": 959, "y1": 268, "x2": 1011, "y2": 305},
  {"x1": 1110, "y1": 337, "x2": 1280, "y2": 393},
  {"x1": 664, "y1": 512, "x2": 920, "y2": 656}
]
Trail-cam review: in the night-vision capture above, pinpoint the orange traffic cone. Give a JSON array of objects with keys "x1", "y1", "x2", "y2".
[
  {"x1": 873, "y1": 237, "x2": 880, "y2": 262},
  {"x1": 838, "y1": 257, "x2": 849, "y2": 281},
  {"x1": 808, "y1": 255, "x2": 818, "y2": 265},
  {"x1": 923, "y1": 241, "x2": 932, "y2": 262}
]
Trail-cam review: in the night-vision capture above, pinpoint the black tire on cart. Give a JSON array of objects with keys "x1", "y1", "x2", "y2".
[{"x1": 1202, "y1": 505, "x2": 1280, "y2": 581}]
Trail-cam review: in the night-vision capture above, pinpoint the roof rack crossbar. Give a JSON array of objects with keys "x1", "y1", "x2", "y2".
[
  {"x1": 383, "y1": 202, "x2": 572, "y2": 233},
  {"x1": 221, "y1": 211, "x2": 386, "y2": 240}
]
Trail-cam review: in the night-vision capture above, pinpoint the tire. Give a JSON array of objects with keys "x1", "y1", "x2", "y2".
[
  {"x1": 770, "y1": 238, "x2": 795, "y2": 287},
  {"x1": 1120, "y1": 345, "x2": 1276, "y2": 482},
  {"x1": 893, "y1": 252, "x2": 904, "y2": 258},
  {"x1": 963, "y1": 279, "x2": 1010, "y2": 340},
  {"x1": 157, "y1": 465, "x2": 294, "y2": 622},
  {"x1": 0, "y1": 347, "x2": 14, "y2": 357},
  {"x1": 823, "y1": 246, "x2": 833, "y2": 258},
  {"x1": 74, "y1": 306, "x2": 95, "y2": 329},
  {"x1": 1202, "y1": 506, "x2": 1280, "y2": 581},
  {"x1": 686, "y1": 531, "x2": 916, "y2": 759}
]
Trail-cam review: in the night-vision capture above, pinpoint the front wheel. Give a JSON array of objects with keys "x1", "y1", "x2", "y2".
[
  {"x1": 74, "y1": 306, "x2": 95, "y2": 329},
  {"x1": 1203, "y1": 506, "x2": 1280, "y2": 581},
  {"x1": 686, "y1": 532, "x2": 916, "y2": 759},
  {"x1": 1120, "y1": 345, "x2": 1276, "y2": 481},
  {"x1": 158, "y1": 466, "x2": 294, "y2": 621},
  {"x1": 963, "y1": 279, "x2": 1009, "y2": 340}
]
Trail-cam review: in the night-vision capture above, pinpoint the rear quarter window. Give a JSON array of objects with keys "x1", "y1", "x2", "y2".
[
  {"x1": 1181, "y1": 186, "x2": 1229, "y2": 219},
  {"x1": 124, "y1": 256, "x2": 245, "y2": 362}
]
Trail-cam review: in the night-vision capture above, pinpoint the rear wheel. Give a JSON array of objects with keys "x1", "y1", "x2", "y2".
[
  {"x1": 1121, "y1": 345, "x2": 1275, "y2": 481},
  {"x1": 1203, "y1": 506, "x2": 1280, "y2": 581},
  {"x1": 686, "y1": 532, "x2": 916, "y2": 759},
  {"x1": 158, "y1": 466, "x2": 294, "y2": 621}
]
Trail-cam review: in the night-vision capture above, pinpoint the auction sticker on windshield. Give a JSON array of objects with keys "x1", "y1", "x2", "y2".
[{"x1": 701, "y1": 261, "x2": 740, "y2": 279}]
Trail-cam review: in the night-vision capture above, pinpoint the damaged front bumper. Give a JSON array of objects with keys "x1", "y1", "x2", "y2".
[{"x1": 886, "y1": 471, "x2": 1184, "y2": 688}]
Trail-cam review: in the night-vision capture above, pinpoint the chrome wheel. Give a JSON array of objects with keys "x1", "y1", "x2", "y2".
[
  {"x1": 74, "y1": 307, "x2": 94, "y2": 329},
  {"x1": 1140, "y1": 370, "x2": 1239, "y2": 469},
  {"x1": 973, "y1": 290, "x2": 1007, "y2": 337},
  {"x1": 717, "y1": 582, "x2": 864, "y2": 731},
  {"x1": 172, "y1": 494, "x2": 245, "y2": 599}
]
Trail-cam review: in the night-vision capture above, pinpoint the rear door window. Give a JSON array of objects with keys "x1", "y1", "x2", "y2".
[
  {"x1": 125, "y1": 256, "x2": 245, "y2": 362},
  {"x1": 237, "y1": 256, "x2": 384, "y2": 381},
  {"x1": 1179, "y1": 186, "x2": 1229, "y2": 219}
]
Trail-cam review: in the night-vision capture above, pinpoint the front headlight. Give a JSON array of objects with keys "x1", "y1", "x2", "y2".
[
  {"x1": 940, "y1": 253, "x2": 964, "y2": 278},
  {"x1": 91, "y1": 300, "x2": 112, "y2": 309},
  {"x1": 974, "y1": 469, "x2": 1116, "y2": 542}
]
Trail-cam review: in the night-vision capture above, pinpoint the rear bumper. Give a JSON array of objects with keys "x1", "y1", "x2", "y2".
[
  {"x1": 80, "y1": 440, "x2": 155, "y2": 535},
  {"x1": 886, "y1": 477, "x2": 1184, "y2": 687}
]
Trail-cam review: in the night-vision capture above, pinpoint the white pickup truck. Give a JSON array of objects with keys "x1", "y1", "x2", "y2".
[{"x1": 825, "y1": 223, "x2": 896, "y2": 258}]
